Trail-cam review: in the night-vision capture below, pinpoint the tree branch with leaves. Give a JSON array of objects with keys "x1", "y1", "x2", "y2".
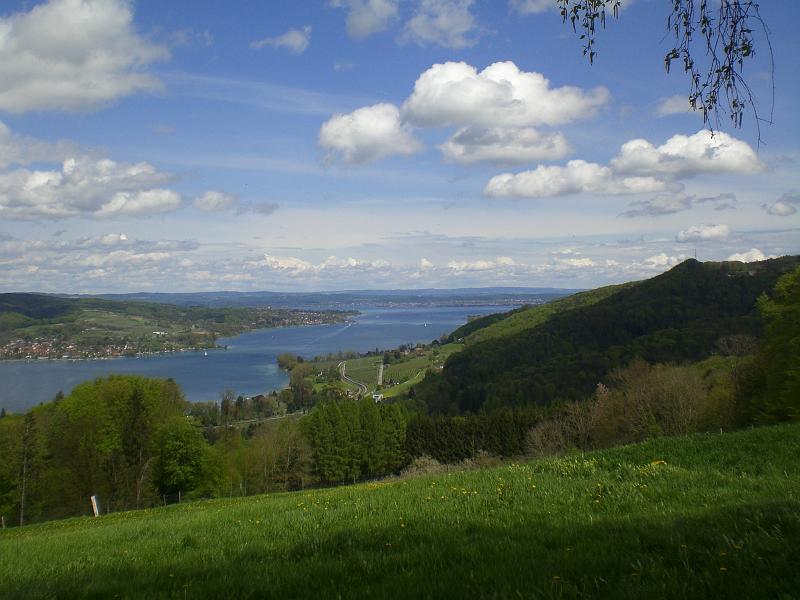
[{"x1": 558, "y1": 0, "x2": 773, "y2": 139}]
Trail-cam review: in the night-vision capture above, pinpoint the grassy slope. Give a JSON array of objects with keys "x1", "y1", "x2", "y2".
[{"x1": 2, "y1": 424, "x2": 798, "y2": 599}]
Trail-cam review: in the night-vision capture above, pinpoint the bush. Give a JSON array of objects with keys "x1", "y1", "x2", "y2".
[{"x1": 524, "y1": 359, "x2": 736, "y2": 460}]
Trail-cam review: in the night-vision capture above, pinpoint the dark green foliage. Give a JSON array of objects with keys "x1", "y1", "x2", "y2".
[
  {"x1": 737, "y1": 267, "x2": 800, "y2": 424},
  {"x1": 0, "y1": 375, "x2": 213, "y2": 524},
  {"x1": 446, "y1": 308, "x2": 521, "y2": 342},
  {"x1": 0, "y1": 414, "x2": 23, "y2": 521},
  {"x1": 153, "y1": 417, "x2": 209, "y2": 496},
  {"x1": 405, "y1": 408, "x2": 544, "y2": 463},
  {"x1": 417, "y1": 257, "x2": 800, "y2": 414},
  {"x1": 0, "y1": 293, "x2": 75, "y2": 320},
  {"x1": 455, "y1": 282, "x2": 634, "y2": 346},
  {"x1": 303, "y1": 400, "x2": 408, "y2": 483}
]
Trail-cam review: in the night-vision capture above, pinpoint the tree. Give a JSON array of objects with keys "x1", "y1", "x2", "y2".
[
  {"x1": 558, "y1": 0, "x2": 772, "y2": 136},
  {"x1": 738, "y1": 267, "x2": 800, "y2": 423},
  {"x1": 0, "y1": 415, "x2": 23, "y2": 524},
  {"x1": 153, "y1": 417, "x2": 208, "y2": 498},
  {"x1": 220, "y1": 389, "x2": 235, "y2": 426},
  {"x1": 289, "y1": 363, "x2": 314, "y2": 412}
]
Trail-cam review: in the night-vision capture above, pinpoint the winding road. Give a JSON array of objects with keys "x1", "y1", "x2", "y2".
[{"x1": 338, "y1": 361, "x2": 368, "y2": 395}]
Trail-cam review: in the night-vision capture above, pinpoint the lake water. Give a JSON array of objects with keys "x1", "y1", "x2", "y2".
[{"x1": 0, "y1": 305, "x2": 511, "y2": 413}]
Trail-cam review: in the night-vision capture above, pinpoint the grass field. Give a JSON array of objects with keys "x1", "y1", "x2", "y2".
[{"x1": 2, "y1": 424, "x2": 798, "y2": 598}]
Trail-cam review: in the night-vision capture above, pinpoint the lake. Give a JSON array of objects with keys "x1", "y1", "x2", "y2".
[{"x1": 0, "y1": 304, "x2": 511, "y2": 413}]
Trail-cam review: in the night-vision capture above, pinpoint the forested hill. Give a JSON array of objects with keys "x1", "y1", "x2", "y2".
[
  {"x1": 415, "y1": 256, "x2": 800, "y2": 414},
  {"x1": 447, "y1": 281, "x2": 636, "y2": 345}
]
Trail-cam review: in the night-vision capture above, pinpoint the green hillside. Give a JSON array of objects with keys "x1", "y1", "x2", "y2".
[
  {"x1": 417, "y1": 257, "x2": 800, "y2": 414},
  {"x1": 1, "y1": 423, "x2": 798, "y2": 599},
  {"x1": 449, "y1": 281, "x2": 635, "y2": 345}
]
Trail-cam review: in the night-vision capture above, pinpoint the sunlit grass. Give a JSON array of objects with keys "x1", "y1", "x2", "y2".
[{"x1": 2, "y1": 424, "x2": 798, "y2": 598}]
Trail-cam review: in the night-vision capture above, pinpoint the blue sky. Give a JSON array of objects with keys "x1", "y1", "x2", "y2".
[{"x1": 1, "y1": 0, "x2": 798, "y2": 292}]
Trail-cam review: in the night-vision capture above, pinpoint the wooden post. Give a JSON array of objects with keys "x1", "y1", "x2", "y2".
[
  {"x1": 178, "y1": 490, "x2": 181, "y2": 504},
  {"x1": 1, "y1": 515, "x2": 6, "y2": 529},
  {"x1": 90, "y1": 495, "x2": 100, "y2": 517}
]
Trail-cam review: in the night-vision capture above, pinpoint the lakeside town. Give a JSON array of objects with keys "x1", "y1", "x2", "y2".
[{"x1": 0, "y1": 335, "x2": 213, "y2": 360}]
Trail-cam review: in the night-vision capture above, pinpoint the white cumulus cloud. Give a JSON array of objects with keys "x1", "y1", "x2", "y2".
[
  {"x1": 488, "y1": 129, "x2": 762, "y2": 200},
  {"x1": 260, "y1": 254, "x2": 316, "y2": 272},
  {"x1": 400, "y1": 0, "x2": 479, "y2": 49},
  {"x1": 332, "y1": 0, "x2": 400, "y2": 39},
  {"x1": 763, "y1": 192, "x2": 800, "y2": 217},
  {"x1": 509, "y1": 0, "x2": 554, "y2": 14},
  {"x1": 447, "y1": 256, "x2": 516, "y2": 271},
  {"x1": 95, "y1": 189, "x2": 181, "y2": 218},
  {"x1": 764, "y1": 201, "x2": 797, "y2": 217},
  {"x1": 610, "y1": 130, "x2": 764, "y2": 178},
  {"x1": 0, "y1": 155, "x2": 179, "y2": 219},
  {"x1": 439, "y1": 127, "x2": 570, "y2": 165},
  {"x1": 511, "y1": 0, "x2": 634, "y2": 15},
  {"x1": 250, "y1": 26, "x2": 312, "y2": 54},
  {"x1": 0, "y1": 0, "x2": 169, "y2": 113},
  {"x1": 256, "y1": 254, "x2": 388, "y2": 275},
  {"x1": 644, "y1": 253, "x2": 686, "y2": 268},
  {"x1": 654, "y1": 95, "x2": 701, "y2": 117},
  {"x1": 402, "y1": 61, "x2": 610, "y2": 128},
  {"x1": 676, "y1": 224, "x2": 731, "y2": 242},
  {"x1": 194, "y1": 191, "x2": 239, "y2": 212},
  {"x1": 319, "y1": 103, "x2": 423, "y2": 165},
  {"x1": 485, "y1": 160, "x2": 670, "y2": 198},
  {"x1": 726, "y1": 248, "x2": 775, "y2": 263}
]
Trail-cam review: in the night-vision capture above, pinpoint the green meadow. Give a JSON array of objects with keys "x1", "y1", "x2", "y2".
[{"x1": 2, "y1": 423, "x2": 798, "y2": 599}]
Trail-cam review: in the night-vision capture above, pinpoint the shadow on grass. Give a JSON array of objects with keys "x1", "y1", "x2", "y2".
[{"x1": 7, "y1": 498, "x2": 799, "y2": 599}]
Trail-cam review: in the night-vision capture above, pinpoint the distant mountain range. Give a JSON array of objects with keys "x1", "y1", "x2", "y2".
[{"x1": 58, "y1": 287, "x2": 582, "y2": 309}]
